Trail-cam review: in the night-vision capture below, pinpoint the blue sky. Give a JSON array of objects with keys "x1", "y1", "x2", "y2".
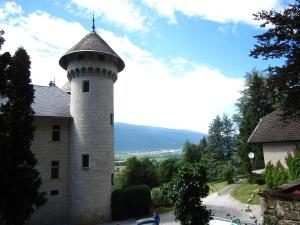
[{"x1": 0, "y1": 0, "x2": 286, "y2": 133}]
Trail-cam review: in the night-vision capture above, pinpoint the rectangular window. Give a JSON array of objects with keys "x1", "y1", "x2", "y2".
[
  {"x1": 82, "y1": 80, "x2": 90, "y2": 92},
  {"x1": 52, "y1": 125, "x2": 60, "y2": 141},
  {"x1": 98, "y1": 54, "x2": 105, "y2": 61},
  {"x1": 51, "y1": 161, "x2": 59, "y2": 179},
  {"x1": 111, "y1": 173, "x2": 114, "y2": 185},
  {"x1": 82, "y1": 154, "x2": 90, "y2": 168},
  {"x1": 110, "y1": 113, "x2": 114, "y2": 126},
  {"x1": 50, "y1": 190, "x2": 59, "y2": 196}
]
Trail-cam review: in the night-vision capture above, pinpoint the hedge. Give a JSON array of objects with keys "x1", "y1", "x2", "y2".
[{"x1": 111, "y1": 185, "x2": 151, "y2": 220}]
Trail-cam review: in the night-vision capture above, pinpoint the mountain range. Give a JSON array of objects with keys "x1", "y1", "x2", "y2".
[{"x1": 114, "y1": 123, "x2": 205, "y2": 153}]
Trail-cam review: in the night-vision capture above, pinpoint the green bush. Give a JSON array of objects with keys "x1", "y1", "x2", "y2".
[
  {"x1": 264, "y1": 161, "x2": 288, "y2": 189},
  {"x1": 220, "y1": 163, "x2": 235, "y2": 184},
  {"x1": 247, "y1": 173, "x2": 265, "y2": 185},
  {"x1": 286, "y1": 149, "x2": 300, "y2": 181},
  {"x1": 151, "y1": 187, "x2": 173, "y2": 207},
  {"x1": 111, "y1": 185, "x2": 151, "y2": 220}
]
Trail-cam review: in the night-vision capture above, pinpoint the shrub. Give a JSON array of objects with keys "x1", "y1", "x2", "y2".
[
  {"x1": 221, "y1": 163, "x2": 235, "y2": 184},
  {"x1": 286, "y1": 149, "x2": 300, "y2": 181},
  {"x1": 264, "y1": 161, "x2": 288, "y2": 189},
  {"x1": 247, "y1": 173, "x2": 265, "y2": 185},
  {"x1": 111, "y1": 185, "x2": 151, "y2": 220},
  {"x1": 151, "y1": 187, "x2": 173, "y2": 207}
]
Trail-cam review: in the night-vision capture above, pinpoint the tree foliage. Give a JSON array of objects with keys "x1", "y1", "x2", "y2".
[
  {"x1": 235, "y1": 70, "x2": 274, "y2": 173},
  {"x1": 0, "y1": 47, "x2": 46, "y2": 225},
  {"x1": 121, "y1": 157, "x2": 159, "y2": 188},
  {"x1": 157, "y1": 158, "x2": 178, "y2": 183},
  {"x1": 164, "y1": 162, "x2": 211, "y2": 225},
  {"x1": 182, "y1": 141, "x2": 202, "y2": 164},
  {"x1": 250, "y1": 0, "x2": 300, "y2": 115}
]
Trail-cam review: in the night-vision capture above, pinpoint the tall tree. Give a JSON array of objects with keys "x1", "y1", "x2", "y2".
[
  {"x1": 250, "y1": 0, "x2": 300, "y2": 116},
  {"x1": 235, "y1": 70, "x2": 274, "y2": 172},
  {"x1": 182, "y1": 141, "x2": 202, "y2": 164},
  {"x1": 208, "y1": 115, "x2": 225, "y2": 161},
  {"x1": 0, "y1": 30, "x2": 4, "y2": 49},
  {"x1": 222, "y1": 114, "x2": 235, "y2": 158},
  {"x1": 0, "y1": 48, "x2": 46, "y2": 225}
]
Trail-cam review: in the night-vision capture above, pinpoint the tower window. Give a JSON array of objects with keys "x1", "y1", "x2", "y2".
[
  {"x1": 82, "y1": 154, "x2": 90, "y2": 168},
  {"x1": 111, "y1": 173, "x2": 114, "y2": 185},
  {"x1": 50, "y1": 190, "x2": 59, "y2": 196},
  {"x1": 51, "y1": 161, "x2": 59, "y2": 179},
  {"x1": 82, "y1": 80, "x2": 90, "y2": 92},
  {"x1": 52, "y1": 125, "x2": 60, "y2": 141},
  {"x1": 77, "y1": 54, "x2": 84, "y2": 60},
  {"x1": 110, "y1": 113, "x2": 114, "y2": 126}
]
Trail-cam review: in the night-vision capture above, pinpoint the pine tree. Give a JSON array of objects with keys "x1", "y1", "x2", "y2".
[
  {"x1": 250, "y1": 0, "x2": 300, "y2": 116},
  {"x1": 235, "y1": 69, "x2": 274, "y2": 173},
  {"x1": 0, "y1": 47, "x2": 46, "y2": 225}
]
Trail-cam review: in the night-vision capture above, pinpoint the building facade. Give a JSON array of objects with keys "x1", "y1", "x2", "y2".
[
  {"x1": 28, "y1": 29, "x2": 125, "y2": 225},
  {"x1": 248, "y1": 110, "x2": 300, "y2": 167}
]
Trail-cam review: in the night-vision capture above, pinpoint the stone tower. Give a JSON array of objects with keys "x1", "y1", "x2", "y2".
[{"x1": 59, "y1": 26, "x2": 125, "y2": 223}]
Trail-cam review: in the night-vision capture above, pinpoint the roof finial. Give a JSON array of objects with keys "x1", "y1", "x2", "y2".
[{"x1": 92, "y1": 13, "x2": 95, "y2": 32}]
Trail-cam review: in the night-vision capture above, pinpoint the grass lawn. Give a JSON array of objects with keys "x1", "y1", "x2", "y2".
[
  {"x1": 208, "y1": 181, "x2": 228, "y2": 195},
  {"x1": 231, "y1": 181, "x2": 265, "y2": 205},
  {"x1": 151, "y1": 206, "x2": 175, "y2": 215}
]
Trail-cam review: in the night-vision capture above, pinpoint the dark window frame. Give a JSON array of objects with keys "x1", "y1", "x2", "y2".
[
  {"x1": 52, "y1": 125, "x2": 60, "y2": 141},
  {"x1": 82, "y1": 154, "x2": 90, "y2": 169},
  {"x1": 82, "y1": 80, "x2": 90, "y2": 93},
  {"x1": 51, "y1": 161, "x2": 59, "y2": 179},
  {"x1": 50, "y1": 190, "x2": 59, "y2": 196}
]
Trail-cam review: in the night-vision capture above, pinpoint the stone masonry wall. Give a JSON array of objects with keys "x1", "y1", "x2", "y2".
[
  {"x1": 29, "y1": 117, "x2": 70, "y2": 225},
  {"x1": 261, "y1": 196, "x2": 300, "y2": 225}
]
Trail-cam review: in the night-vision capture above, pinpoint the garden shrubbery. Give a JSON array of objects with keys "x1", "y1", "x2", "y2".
[
  {"x1": 111, "y1": 185, "x2": 151, "y2": 220},
  {"x1": 151, "y1": 187, "x2": 173, "y2": 207}
]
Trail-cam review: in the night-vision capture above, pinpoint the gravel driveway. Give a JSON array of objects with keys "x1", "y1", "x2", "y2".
[{"x1": 100, "y1": 183, "x2": 262, "y2": 225}]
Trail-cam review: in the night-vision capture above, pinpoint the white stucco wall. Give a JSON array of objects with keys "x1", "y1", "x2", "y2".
[
  {"x1": 29, "y1": 117, "x2": 70, "y2": 225},
  {"x1": 263, "y1": 142, "x2": 300, "y2": 167}
]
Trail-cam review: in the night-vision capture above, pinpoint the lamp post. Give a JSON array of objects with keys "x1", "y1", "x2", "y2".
[{"x1": 248, "y1": 152, "x2": 255, "y2": 172}]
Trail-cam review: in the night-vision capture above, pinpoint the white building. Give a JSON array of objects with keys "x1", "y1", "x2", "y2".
[
  {"x1": 248, "y1": 110, "x2": 300, "y2": 167},
  {"x1": 28, "y1": 27, "x2": 125, "y2": 225}
]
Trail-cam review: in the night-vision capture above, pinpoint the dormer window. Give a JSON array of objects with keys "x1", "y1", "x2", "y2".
[{"x1": 82, "y1": 80, "x2": 90, "y2": 92}]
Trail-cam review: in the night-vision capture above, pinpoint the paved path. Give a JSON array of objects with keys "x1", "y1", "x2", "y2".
[
  {"x1": 100, "y1": 183, "x2": 262, "y2": 225},
  {"x1": 203, "y1": 183, "x2": 261, "y2": 224}
]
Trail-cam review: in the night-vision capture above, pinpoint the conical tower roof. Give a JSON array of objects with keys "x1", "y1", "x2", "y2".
[{"x1": 59, "y1": 31, "x2": 125, "y2": 72}]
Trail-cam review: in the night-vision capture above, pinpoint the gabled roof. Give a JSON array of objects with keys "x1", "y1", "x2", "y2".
[
  {"x1": 0, "y1": 85, "x2": 71, "y2": 118},
  {"x1": 59, "y1": 31, "x2": 125, "y2": 72},
  {"x1": 248, "y1": 110, "x2": 300, "y2": 144}
]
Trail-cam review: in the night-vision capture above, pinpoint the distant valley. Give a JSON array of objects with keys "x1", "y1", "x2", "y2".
[{"x1": 114, "y1": 123, "x2": 205, "y2": 153}]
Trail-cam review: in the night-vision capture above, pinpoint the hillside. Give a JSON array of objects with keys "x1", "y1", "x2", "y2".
[{"x1": 114, "y1": 123, "x2": 205, "y2": 153}]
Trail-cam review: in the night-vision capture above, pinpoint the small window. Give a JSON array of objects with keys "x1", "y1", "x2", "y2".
[
  {"x1": 51, "y1": 161, "x2": 59, "y2": 179},
  {"x1": 52, "y1": 125, "x2": 60, "y2": 141},
  {"x1": 50, "y1": 190, "x2": 59, "y2": 196},
  {"x1": 111, "y1": 173, "x2": 114, "y2": 186},
  {"x1": 110, "y1": 113, "x2": 114, "y2": 126},
  {"x1": 82, "y1": 80, "x2": 90, "y2": 92},
  {"x1": 82, "y1": 154, "x2": 90, "y2": 168}
]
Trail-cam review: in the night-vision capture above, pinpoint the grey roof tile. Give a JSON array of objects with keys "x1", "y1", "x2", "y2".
[
  {"x1": 33, "y1": 85, "x2": 71, "y2": 118},
  {"x1": 248, "y1": 110, "x2": 300, "y2": 143},
  {"x1": 59, "y1": 31, "x2": 125, "y2": 72},
  {"x1": 1, "y1": 85, "x2": 71, "y2": 118}
]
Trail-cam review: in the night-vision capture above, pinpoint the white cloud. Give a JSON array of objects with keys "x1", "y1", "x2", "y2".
[
  {"x1": 0, "y1": 6, "x2": 87, "y2": 86},
  {"x1": 99, "y1": 30, "x2": 243, "y2": 133},
  {"x1": 0, "y1": 1, "x2": 22, "y2": 19},
  {"x1": 142, "y1": 0, "x2": 282, "y2": 25},
  {"x1": 0, "y1": 2, "x2": 244, "y2": 133},
  {"x1": 69, "y1": 0, "x2": 147, "y2": 31}
]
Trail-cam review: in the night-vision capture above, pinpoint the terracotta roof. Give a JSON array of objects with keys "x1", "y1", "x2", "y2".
[
  {"x1": 59, "y1": 31, "x2": 125, "y2": 72},
  {"x1": 1, "y1": 85, "x2": 71, "y2": 118},
  {"x1": 248, "y1": 110, "x2": 300, "y2": 144}
]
